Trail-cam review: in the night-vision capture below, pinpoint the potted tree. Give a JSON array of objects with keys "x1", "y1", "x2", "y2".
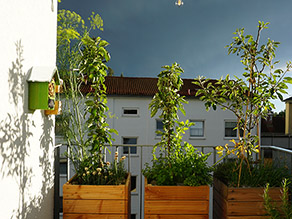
[
  {"x1": 194, "y1": 21, "x2": 292, "y2": 218},
  {"x1": 142, "y1": 63, "x2": 212, "y2": 218},
  {"x1": 57, "y1": 10, "x2": 130, "y2": 218}
]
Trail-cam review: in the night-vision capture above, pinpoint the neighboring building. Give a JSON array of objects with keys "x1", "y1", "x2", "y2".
[
  {"x1": 0, "y1": 1, "x2": 57, "y2": 218},
  {"x1": 58, "y1": 76, "x2": 240, "y2": 218},
  {"x1": 261, "y1": 98, "x2": 292, "y2": 149},
  {"x1": 261, "y1": 99, "x2": 292, "y2": 174}
]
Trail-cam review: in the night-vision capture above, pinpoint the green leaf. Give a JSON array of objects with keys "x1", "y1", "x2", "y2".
[
  {"x1": 277, "y1": 92, "x2": 283, "y2": 101},
  {"x1": 284, "y1": 77, "x2": 292, "y2": 84}
]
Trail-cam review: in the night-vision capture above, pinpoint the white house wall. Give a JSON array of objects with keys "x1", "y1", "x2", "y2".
[
  {"x1": 106, "y1": 95, "x2": 239, "y2": 218},
  {"x1": 107, "y1": 95, "x2": 239, "y2": 148},
  {"x1": 0, "y1": 1, "x2": 57, "y2": 218}
]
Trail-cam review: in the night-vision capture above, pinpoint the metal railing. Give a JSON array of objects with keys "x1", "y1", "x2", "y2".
[{"x1": 55, "y1": 144, "x2": 292, "y2": 218}]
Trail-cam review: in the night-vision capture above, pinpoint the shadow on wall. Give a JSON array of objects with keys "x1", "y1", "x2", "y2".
[{"x1": 0, "y1": 40, "x2": 54, "y2": 219}]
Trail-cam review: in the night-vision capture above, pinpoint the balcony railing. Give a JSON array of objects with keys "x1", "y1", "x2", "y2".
[{"x1": 55, "y1": 144, "x2": 292, "y2": 219}]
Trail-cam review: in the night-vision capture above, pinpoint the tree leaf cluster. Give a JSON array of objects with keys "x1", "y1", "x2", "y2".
[
  {"x1": 194, "y1": 21, "x2": 292, "y2": 187},
  {"x1": 144, "y1": 63, "x2": 212, "y2": 186}
]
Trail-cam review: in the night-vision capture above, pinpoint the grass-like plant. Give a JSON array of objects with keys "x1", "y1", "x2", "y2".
[
  {"x1": 214, "y1": 159, "x2": 291, "y2": 188},
  {"x1": 263, "y1": 178, "x2": 292, "y2": 218}
]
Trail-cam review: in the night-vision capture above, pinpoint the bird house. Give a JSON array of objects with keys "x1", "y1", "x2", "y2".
[{"x1": 27, "y1": 66, "x2": 61, "y2": 110}]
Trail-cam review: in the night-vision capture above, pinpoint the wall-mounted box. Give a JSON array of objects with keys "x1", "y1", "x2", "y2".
[
  {"x1": 27, "y1": 66, "x2": 59, "y2": 110},
  {"x1": 44, "y1": 100, "x2": 62, "y2": 115}
]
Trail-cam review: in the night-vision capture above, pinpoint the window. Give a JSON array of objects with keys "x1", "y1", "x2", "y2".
[
  {"x1": 156, "y1": 120, "x2": 163, "y2": 136},
  {"x1": 122, "y1": 108, "x2": 139, "y2": 116},
  {"x1": 59, "y1": 158, "x2": 67, "y2": 175},
  {"x1": 131, "y1": 176, "x2": 137, "y2": 192},
  {"x1": 59, "y1": 162, "x2": 67, "y2": 175},
  {"x1": 122, "y1": 137, "x2": 137, "y2": 154},
  {"x1": 190, "y1": 120, "x2": 204, "y2": 137},
  {"x1": 225, "y1": 121, "x2": 237, "y2": 137}
]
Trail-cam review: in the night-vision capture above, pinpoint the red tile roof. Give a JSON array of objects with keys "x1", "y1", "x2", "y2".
[{"x1": 81, "y1": 76, "x2": 206, "y2": 97}]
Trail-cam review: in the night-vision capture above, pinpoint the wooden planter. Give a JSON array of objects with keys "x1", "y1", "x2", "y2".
[
  {"x1": 63, "y1": 173, "x2": 131, "y2": 219},
  {"x1": 213, "y1": 178, "x2": 282, "y2": 219},
  {"x1": 144, "y1": 178, "x2": 209, "y2": 219}
]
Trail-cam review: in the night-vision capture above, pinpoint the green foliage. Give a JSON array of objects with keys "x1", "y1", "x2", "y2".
[
  {"x1": 144, "y1": 63, "x2": 212, "y2": 186},
  {"x1": 80, "y1": 36, "x2": 117, "y2": 160},
  {"x1": 149, "y1": 63, "x2": 187, "y2": 156},
  {"x1": 264, "y1": 179, "x2": 292, "y2": 218},
  {"x1": 143, "y1": 144, "x2": 212, "y2": 186},
  {"x1": 56, "y1": 9, "x2": 122, "y2": 185},
  {"x1": 194, "y1": 21, "x2": 292, "y2": 186},
  {"x1": 74, "y1": 152, "x2": 127, "y2": 185},
  {"x1": 57, "y1": 9, "x2": 104, "y2": 78},
  {"x1": 214, "y1": 160, "x2": 291, "y2": 188}
]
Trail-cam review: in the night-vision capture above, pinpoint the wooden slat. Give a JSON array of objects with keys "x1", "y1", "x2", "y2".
[
  {"x1": 63, "y1": 184, "x2": 126, "y2": 200},
  {"x1": 227, "y1": 201, "x2": 281, "y2": 216},
  {"x1": 126, "y1": 173, "x2": 131, "y2": 219},
  {"x1": 227, "y1": 187, "x2": 282, "y2": 202},
  {"x1": 145, "y1": 185, "x2": 209, "y2": 200},
  {"x1": 227, "y1": 216, "x2": 270, "y2": 219},
  {"x1": 145, "y1": 200, "x2": 209, "y2": 215},
  {"x1": 144, "y1": 215, "x2": 208, "y2": 219},
  {"x1": 213, "y1": 188, "x2": 227, "y2": 219},
  {"x1": 63, "y1": 214, "x2": 128, "y2": 219},
  {"x1": 63, "y1": 199, "x2": 128, "y2": 214},
  {"x1": 213, "y1": 178, "x2": 228, "y2": 200},
  {"x1": 63, "y1": 174, "x2": 131, "y2": 200}
]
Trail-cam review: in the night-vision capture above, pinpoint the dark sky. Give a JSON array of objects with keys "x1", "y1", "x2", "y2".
[{"x1": 59, "y1": 0, "x2": 292, "y2": 111}]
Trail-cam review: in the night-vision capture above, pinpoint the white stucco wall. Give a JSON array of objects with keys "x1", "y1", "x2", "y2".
[
  {"x1": 107, "y1": 95, "x2": 239, "y2": 148},
  {"x1": 105, "y1": 95, "x2": 240, "y2": 218},
  {"x1": 0, "y1": 0, "x2": 57, "y2": 218}
]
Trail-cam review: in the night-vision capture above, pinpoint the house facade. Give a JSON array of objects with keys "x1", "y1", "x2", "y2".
[
  {"x1": 105, "y1": 76, "x2": 242, "y2": 218},
  {"x1": 59, "y1": 76, "x2": 240, "y2": 218},
  {"x1": 0, "y1": 1, "x2": 57, "y2": 218}
]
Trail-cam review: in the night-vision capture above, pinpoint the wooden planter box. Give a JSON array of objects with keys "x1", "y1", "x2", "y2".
[
  {"x1": 63, "y1": 173, "x2": 131, "y2": 219},
  {"x1": 213, "y1": 178, "x2": 282, "y2": 219},
  {"x1": 144, "y1": 178, "x2": 209, "y2": 219}
]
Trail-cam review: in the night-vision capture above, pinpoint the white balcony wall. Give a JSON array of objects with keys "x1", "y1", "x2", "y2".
[{"x1": 0, "y1": 0, "x2": 57, "y2": 218}]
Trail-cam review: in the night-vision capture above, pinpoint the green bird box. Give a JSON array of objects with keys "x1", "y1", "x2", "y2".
[{"x1": 27, "y1": 66, "x2": 60, "y2": 110}]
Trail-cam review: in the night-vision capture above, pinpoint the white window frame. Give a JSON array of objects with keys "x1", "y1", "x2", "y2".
[
  {"x1": 122, "y1": 107, "x2": 139, "y2": 117},
  {"x1": 122, "y1": 137, "x2": 138, "y2": 155},
  {"x1": 189, "y1": 120, "x2": 205, "y2": 139},
  {"x1": 155, "y1": 119, "x2": 163, "y2": 138},
  {"x1": 224, "y1": 120, "x2": 238, "y2": 139}
]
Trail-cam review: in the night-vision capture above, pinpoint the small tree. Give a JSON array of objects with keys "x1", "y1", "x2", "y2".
[
  {"x1": 143, "y1": 63, "x2": 212, "y2": 186},
  {"x1": 79, "y1": 35, "x2": 117, "y2": 163},
  {"x1": 194, "y1": 21, "x2": 292, "y2": 186},
  {"x1": 149, "y1": 63, "x2": 187, "y2": 157}
]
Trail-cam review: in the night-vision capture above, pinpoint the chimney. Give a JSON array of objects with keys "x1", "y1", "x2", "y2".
[{"x1": 285, "y1": 97, "x2": 292, "y2": 135}]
